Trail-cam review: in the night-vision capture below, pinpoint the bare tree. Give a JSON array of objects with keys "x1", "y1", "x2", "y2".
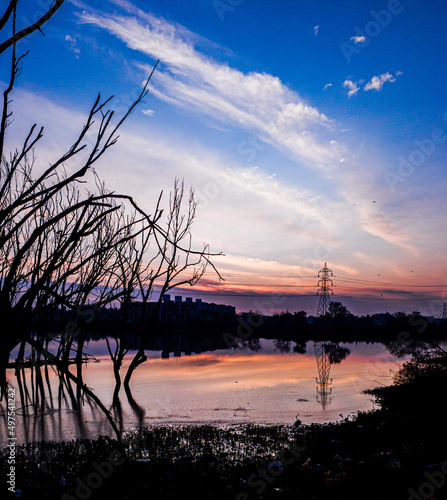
[
  {"x1": 0, "y1": 0, "x2": 222, "y2": 406},
  {"x1": 122, "y1": 179, "x2": 219, "y2": 390},
  {"x1": 0, "y1": 0, "x2": 65, "y2": 56}
]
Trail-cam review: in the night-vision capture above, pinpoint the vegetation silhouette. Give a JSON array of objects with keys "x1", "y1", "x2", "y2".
[{"x1": 0, "y1": 0, "x2": 221, "y2": 441}]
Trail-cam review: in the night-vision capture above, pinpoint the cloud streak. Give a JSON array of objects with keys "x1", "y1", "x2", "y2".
[
  {"x1": 6, "y1": 83, "x2": 443, "y2": 312},
  {"x1": 67, "y1": 3, "x2": 442, "y2": 288},
  {"x1": 78, "y1": 7, "x2": 340, "y2": 171}
]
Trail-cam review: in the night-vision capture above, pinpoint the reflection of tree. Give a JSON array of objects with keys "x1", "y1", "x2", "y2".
[
  {"x1": 122, "y1": 180, "x2": 221, "y2": 391},
  {"x1": 235, "y1": 338, "x2": 262, "y2": 352},
  {"x1": 106, "y1": 334, "x2": 131, "y2": 402},
  {"x1": 0, "y1": 0, "x2": 221, "y2": 440},
  {"x1": 293, "y1": 341, "x2": 307, "y2": 354},
  {"x1": 29, "y1": 339, "x2": 121, "y2": 439},
  {"x1": 274, "y1": 339, "x2": 292, "y2": 353},
  {"x1": 2, "y1": 350, "x2": 117, "y2": 444},
  {"x1": 325, "y1": 343, "x2": 351, "y2": 364},
  {"x1": 385, "y1": 339, "x2": 435, "y2": 358},
  {"x1": 110, "y1": 395, "x2": 124, "y2": 435},
  {"x1": 124, "y1": 384, "x2": 146, "y2": 431},
  {"x1": 0, "y1": 1, "x2": 221, "y2": 444}
]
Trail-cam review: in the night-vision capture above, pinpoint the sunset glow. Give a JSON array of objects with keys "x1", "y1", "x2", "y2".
[{"x1": 4, "y1": 0, "x2": 447, "y2": 315}]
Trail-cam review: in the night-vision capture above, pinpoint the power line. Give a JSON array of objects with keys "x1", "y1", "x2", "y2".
[
  {"x1": 221, "y1": 283, "x2": 315, "y2": 287},
  {"x1": 334, "y1": 275, "x2": 446, "y2": 288},
  {"x1": 155, "y1": 270, "x2": 318, "y2": 279},
  {"x1": 174, "y1": 292, "x2": 319, "y2": 297},
  {"x1": 175, "y1": 272, "x2": 445, "y2": 289},
  {"x1": 221, "y1": 274, "x2": 317, "y2": 278},
  {"x1": 205, "y1": 281, "x2": 446, "y2": 291},
  {"x1": 333, "y1": 285, "x2": 446, "y2": 290},
  {"x1": 173, "y1": 290, "x2": 442, "y2": 301},
  {"x1": 155, "y1": 269, "x2": 445, "y2": 288}
]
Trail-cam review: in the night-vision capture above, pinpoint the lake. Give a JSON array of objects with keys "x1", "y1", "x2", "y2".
[{"x1": 1, "y1": 338, "x2": 412, "y2": 446}]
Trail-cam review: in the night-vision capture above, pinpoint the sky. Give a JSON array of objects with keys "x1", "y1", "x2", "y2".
[{"x1": 2, "y1": 0, "x2": 447, "y2": 316}]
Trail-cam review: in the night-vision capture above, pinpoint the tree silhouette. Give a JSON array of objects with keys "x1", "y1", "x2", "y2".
[
  {"x1": 324, "y1": 343, "x2": 351, "y2": 364},
  {"x1": 0, "y1": 0, "x2": 221, "y2": 398},
  {"x1": 323, "y1": 301, "x2": 354, "y2": 321}
]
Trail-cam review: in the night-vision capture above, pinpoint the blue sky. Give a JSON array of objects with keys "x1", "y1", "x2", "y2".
[{"x1": 2, "y1": 0, "x2": 447, "y2": 315}]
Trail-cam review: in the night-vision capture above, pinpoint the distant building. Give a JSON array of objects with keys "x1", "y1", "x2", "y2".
[{"x1": 125, "y1": 295, "x2": 236, "y2": 324}]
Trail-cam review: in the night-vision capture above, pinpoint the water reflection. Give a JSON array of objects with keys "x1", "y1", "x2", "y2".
[
  {"x1": 1, "y1": 333, "x2": 434, "y2": 446},
  {"x1": 313, "y1": 342, "x2": 351, "y2": 409},
  {"x1": 4, "y1": 357, "x2": 105, "y2": 443}
]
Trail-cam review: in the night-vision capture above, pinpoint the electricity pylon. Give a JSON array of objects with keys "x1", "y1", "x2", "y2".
[
  {"x1": 317, "y1": 263, "x2": 333, "y2": 317},
  {"x1": 314, "y1": 342, "x2": 333, "y2": 409}
]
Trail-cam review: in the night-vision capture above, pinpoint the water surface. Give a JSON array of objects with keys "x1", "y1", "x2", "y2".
[{"x1": 1, "y1": 339, "x2": 407, "y2": 445}]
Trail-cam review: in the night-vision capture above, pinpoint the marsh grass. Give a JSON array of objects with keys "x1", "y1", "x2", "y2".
[{"x1": 124, "y1": 424, "x2": 300, "y2": 465}]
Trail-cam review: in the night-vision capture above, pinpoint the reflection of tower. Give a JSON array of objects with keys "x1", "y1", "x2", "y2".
[
  {"x1": 442, "y1": 302, "x2": 447, "y2": 320},
  {"x1": 314, "y1": 342, "x2": 333, "y2": 409},
  {"x1": 317, "y1": 263, "x2": 333, "y2": 317}
]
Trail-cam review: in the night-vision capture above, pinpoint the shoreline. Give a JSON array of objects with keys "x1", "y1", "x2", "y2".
[{"x1": 1, "y1": 408, "x2": 445, "y2": 500}]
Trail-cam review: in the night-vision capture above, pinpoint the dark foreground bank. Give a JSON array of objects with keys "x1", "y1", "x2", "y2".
[{"x1": 2, "y1": 348, "x2": 446, "y2": 500}]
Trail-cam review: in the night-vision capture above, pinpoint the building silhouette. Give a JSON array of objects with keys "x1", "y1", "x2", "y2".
[{"x1": 126, "y1": 294, "x2": 236, "y2": 325}]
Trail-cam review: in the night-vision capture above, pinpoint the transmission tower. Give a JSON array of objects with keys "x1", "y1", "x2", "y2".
[
  {"x1": 314, "y1": 342, "x2": 333, "y2": 409},
  {"x1": 442, "y1": 302, "x2": 447, "y2": 320},
  {"x1": 317, "y1": 262, "x2": 333, "y2": 317}
]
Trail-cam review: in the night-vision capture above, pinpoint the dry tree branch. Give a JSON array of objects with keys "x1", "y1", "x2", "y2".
[{"x1": 0, "y1": 0, "x2": 65, "y2": 55}]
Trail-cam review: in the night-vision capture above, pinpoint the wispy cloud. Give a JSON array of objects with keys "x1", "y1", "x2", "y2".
[
  {"x1": 314, "y1": 25, "x2": 320, "y2": 35},
  {"x1": 343, "y1": 79, "x2": 359, "y2": 98},
  {"x1": 77, "y1": 7, "x2": 339, "y2": 170},
  {"x1": 364, "y1": 71, "x2": 401, "y2": 92},
  {"x1": 70, "y1": 3, "x2": 435, "y2": 270},
  {"x1": 8, "y1": 82, "x2": 442, "y2": 297},
  {"x1": 8, "y1": 89, "x2": 339, "y2": 258},
  {"x1": 65, "y1": 34, "x2": 81, "y2": 58},
  {"x1": 323, "y1": 83, "x2": 332, "y2": 91}
]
